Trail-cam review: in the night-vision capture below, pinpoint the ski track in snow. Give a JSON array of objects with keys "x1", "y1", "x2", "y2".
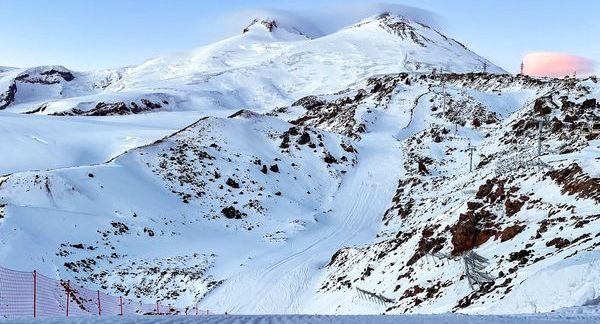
[
  {"x1": 202, "y1": 174, "x2": 384, "y2": 314},
  {"x1": 200, "y1": 92, "x2": 406, "y2": 314}
]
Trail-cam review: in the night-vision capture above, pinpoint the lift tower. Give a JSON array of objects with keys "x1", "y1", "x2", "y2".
[{"x1": 533, "y1": 117, "x2": 549, "y2": 156}]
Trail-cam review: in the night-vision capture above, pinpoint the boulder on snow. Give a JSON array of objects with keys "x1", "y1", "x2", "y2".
[{"x1": 221, "y1": 206, "x2": 245, "y2": 219}]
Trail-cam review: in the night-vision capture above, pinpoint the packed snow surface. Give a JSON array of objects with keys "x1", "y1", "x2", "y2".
[{"x1": 1, "y1": 311, "x2": 599, "y2": 324}]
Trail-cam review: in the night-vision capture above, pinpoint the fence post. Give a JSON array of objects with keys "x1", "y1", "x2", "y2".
[
  {"x1": 156, "y1": 300, "x2": 159, "y2": 315},
  {"x1": 66, "y1": 280, "x2": 70, "y2": 316},
  {"x1": 97, "y1": 290, "x2": 101, "y2": 316},
  {"x1": 195, "y1": 302, "x2": 198, "y2": 315},
  {"x1": 120, "y1": 296, "x2": 123, "y2": 316},
  {"x1": 207, "y1": 309, "x2": 209, "y2": 315},
  {"x1": 33, "y1": 270, "x2": 37, "y2": 318}
]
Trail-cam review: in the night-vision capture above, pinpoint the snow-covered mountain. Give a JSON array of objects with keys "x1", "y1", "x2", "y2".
[
  {"x1": 0, "y1": 13, "x2": 503, "y2": 117},
  {"x1": 1, "y1": 10, "x2": 599, "y2": 317}
]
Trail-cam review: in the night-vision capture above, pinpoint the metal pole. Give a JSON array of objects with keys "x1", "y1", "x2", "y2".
[
  {"x1": 466, "y1": 144, "x2": 476, "y2": 172},
  {"x1": 537, "y1": 121, "x2": 543, "y2": 156},
  {"x1": 97, "y1": 290, "x2": 101, "y2": 316},
  {"x1": 156, "y1": 300, "x2": 159, "y2": 315},
  {"x1": 120, "y1": 296, "x2": 123, "y2": 316},
  {"x1": 533, "y1": 118, "x2": 548, "y2": 157},
  {"x1": 66, "y1": 280, "x2": 70, "y2": 317},
  {"x1": 33, "y1": 270, "x2": 36, "y2": 318},
  {"x1": 469, "y1": 148, "x2": 474, "y2": 172},
  {"x1": 195, "y1": 302, "x2": 198, "y2": 315},
  {"x1": 441, "y1": 68, "x2": 446, "y2": 113}
]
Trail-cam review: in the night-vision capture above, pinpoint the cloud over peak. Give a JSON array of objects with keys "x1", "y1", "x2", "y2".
[{"x1": 220, "y1": 2, "x2": 443, "y2": 39}]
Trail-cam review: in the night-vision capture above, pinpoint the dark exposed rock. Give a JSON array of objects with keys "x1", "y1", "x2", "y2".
[
  {"x1": 269, "y1": 164, "x2": 279, "y2": 173},
  {"x1": 417, "y1": 160, "x2": 429, "y2": 175},
  {"x1": 41, "y1": 69, "x2": 75, "y2": 82},
  {"x1": 581, "y1": 98, "x2": 598, "y2": 109},
  {"x1": 53, "y1": 99, "x2": 163, "y2": 116},
  {"x1": 0, "y1": 82, "x2": 17, "y2": 110},
  {"x1": 546, "y1": 237, "x2": 571, "y2": 249},
  {"x1": 221, "y1": 206, "x2": 245, "y2": 219},
  {"x1": 327, "y1": 249, "x2": 348, "y2": 267},
  {"x1": 377, "y1": 13, "x2": 428, "y2": 47},
  {"x1": 243, "y1": 19, "x2": 279, "y2": 33},
  {"x1": 323, "y1": 154, "x2": 337, "y2": 164},
  {"x1": 476, "y1": 179, "x2": 506, "y2": 204},
  {"x1": 288, "y1": 127, "x2": 299, "y2": 136},
  {"x1": 504, "y1": 197, "x2": 525, "y2": 217},
  {"x1": 498, "y1": 224, "x2": 525, "y2": 242},
  {"x1": 451, "y1": 208, "x2": 498, "y2": 256},
  {"x1": 292, "y1": 95, "x2": 325, "y2": 110},
  {"x1": 548, "y1": 163, "x2": 600, "y2": 203},
  {"x1": 508, "y1": 249, "x2": 531, "y2": 264},
  {"x1": 280, "y1": 133, "x2": 290, "y2": 149},
  {"x1": 533, "y1": 97, "x2": 552, "y2": 115},
  {"x1": 298, "y1": 132, "x2": 311, "y2": 145},
  {"x1": 401, "y1": 285, "x2": 425, "y2": 300},
  {"x1": 225, "y1": 178, "x2": 240, "y2": 189}
]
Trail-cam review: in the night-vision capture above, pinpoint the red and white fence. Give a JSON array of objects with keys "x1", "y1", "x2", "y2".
[{"x1": 0, "y1": 266, "x2": 211, "y2": 318}]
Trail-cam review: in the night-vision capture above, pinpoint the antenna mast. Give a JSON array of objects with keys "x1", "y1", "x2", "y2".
[{"x1": 520, "y1": 61, "x2": 524, "y2": 75}]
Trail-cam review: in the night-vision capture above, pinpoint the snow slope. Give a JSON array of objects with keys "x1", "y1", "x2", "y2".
[
  {"x1": 0, "y1": 111, "x2": 358, "y2": 307},
  {"x1": 0, "y1": 111, "x2": 208, "y2": 175},
  {"x1": 2, "y1": 71, "x2": 599, "y2": 316},
  {"x1": 286, "y1": 73, "x2": 600, "y2": 314}
]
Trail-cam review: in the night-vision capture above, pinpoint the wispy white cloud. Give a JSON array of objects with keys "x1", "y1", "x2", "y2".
[{"x1": 216, "y1": 2, "x2": 443, "y2": 38}]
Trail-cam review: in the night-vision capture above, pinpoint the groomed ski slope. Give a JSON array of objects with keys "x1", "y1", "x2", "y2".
[
  {"x1": 201, "y1": 94, "x2": 407, "y2": 314},
  {"x1": 1, "y1": 312, "x2": 598, "y2": 324}
]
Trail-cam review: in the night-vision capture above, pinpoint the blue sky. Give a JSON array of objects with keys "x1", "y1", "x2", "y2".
[{"x1": 0, "y1": 0, "x2": 598, "y2": 74}]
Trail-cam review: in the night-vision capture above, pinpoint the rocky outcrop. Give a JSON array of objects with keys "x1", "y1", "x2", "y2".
[
  {"x1": 548, "y1": 163, "x2": 600, "y2": 203},
  {"x1": 0, "y1": 82, "x2": 17, "y2": 110},
  {"x1": 53, "y1": 99, "x2": 164, "y2": 116}
]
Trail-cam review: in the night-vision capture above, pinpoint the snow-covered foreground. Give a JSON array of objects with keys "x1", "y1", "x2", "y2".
[{"x1": 2, "y1": 311, "x2": 599, "y2": 324}]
